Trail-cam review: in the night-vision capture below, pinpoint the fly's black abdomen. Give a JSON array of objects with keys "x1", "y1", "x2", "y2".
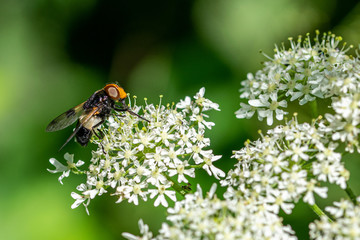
[{"x1": 76, "y1": 125, "x2": 92, "y2": 146}]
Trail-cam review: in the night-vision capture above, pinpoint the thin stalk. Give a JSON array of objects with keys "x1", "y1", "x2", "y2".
[
  {"x1": 309, "y1": 100, "x2": 318, "y2": 119},
  {"x1": 162, "y1": 172, "x2": 187, "y2": 197},
  {"x1": 71, "y1": 168, "x2": 86, "y2": 175},
  {"x1": 188, "y1": 163, "x2": 205, "y2": 169},
  {"x1": 345, "y1": 184, "x2": 357, "y2": 205},
  {"x1": 308, "y1": 203, "x2": 333, "y2": 222}
]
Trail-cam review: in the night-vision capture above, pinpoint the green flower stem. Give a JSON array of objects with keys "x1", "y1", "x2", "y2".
[
  {"x1": 162, "y1": 172, "x2": 187, "y2": 197},
  {"x1": 345, "y1": 184, "x2": 357, "y2": 205},
  {"x1": 188, "y1": 163, "x2": 205, "y2": 169},
  {"x1": 71, "y1": 168, "x2": 86, "y2": 175},
  {"x1": 309, "y1": 100, "x2": 318, "y2": 119},
  {"x1": 308, "y1": 203, "x2": 333, "y2": 222}
]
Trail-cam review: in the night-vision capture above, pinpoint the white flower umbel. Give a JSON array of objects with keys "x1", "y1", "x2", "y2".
[
  {"x1": 48, "y1": 88, "x2": 222, "y2": 213},
  {"x1": 221, "y1": 115, "x2": 349, "y2": 215},
  {"x1": 122, "y1": 185, "x2": 296, "y2": 240},
  {"x1": 309, "y1": 197, "x2": 360, "y2": 240},
  {"x1": 236, "y1": 31, "x2": 360, "y2": 137}
]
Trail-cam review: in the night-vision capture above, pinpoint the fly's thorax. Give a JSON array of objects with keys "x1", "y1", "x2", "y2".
[{"x1": 83, "y1": 90, "x2": 109, "y2": 109}]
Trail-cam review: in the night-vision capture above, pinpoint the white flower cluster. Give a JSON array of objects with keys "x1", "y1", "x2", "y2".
[
  {"x1": 309, "y1": 197, "x2": 360, "y2": 239},
  {"x1": 221, "y1": 116, "x2": 349, "y2": 214},
  {"x1": 48, "y1": 88, "x2": 223, "y2": 213},
  {"x1": 324, "y1": 93, "x2": 360, "y2": 152},
  {"x1": 236, "y1": 31, "x2": 360, "y2": 134},
  {"x1": 122, "y1": 184, "x2": 296, "y2": 240}
]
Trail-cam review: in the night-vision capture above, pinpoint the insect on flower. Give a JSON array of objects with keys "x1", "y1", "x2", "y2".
[{"x1": 46, "y1": 84, "x2": 149, "y2": 151}]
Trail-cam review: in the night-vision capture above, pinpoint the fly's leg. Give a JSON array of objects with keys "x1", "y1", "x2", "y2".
[
  {"x1": 113, "y1": 106, "x2": 128, "y2": 112},
  {"x1": 115, "y1": 106, "x2": 149, "y2": 122},
  {"x1": 113, "y1": 106, "x2": 128, "y2": 118},
  {"x1": 94, "y1": 128, "x2": 105, "y2": 139},
  {"x1": 93, "y1": 120, "x2": 106, "y2": 154}
]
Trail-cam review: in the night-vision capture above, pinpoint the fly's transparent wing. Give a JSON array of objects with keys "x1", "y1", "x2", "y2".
[{"x1": 46, "y1": 102, "x2": 85, "y2": 132}]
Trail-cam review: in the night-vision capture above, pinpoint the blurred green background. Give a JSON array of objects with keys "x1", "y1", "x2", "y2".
[{"x1": 1, "y1": 0, "x2": 360, "y2": 239}]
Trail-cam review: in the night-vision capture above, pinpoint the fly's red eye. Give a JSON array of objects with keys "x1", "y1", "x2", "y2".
[
  {"x1": 107, "y1": 86, "x2": 119, "y2": 99},
  {"x1": 104, "y1": 84, "x2": 126, "y2": 100}
]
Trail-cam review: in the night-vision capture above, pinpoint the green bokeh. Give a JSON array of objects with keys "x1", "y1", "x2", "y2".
[{"x1": 1, "y1": 0, "x2": 360, "y2": 239}]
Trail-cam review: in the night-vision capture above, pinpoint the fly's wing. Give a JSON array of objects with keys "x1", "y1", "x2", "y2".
[
  {"x1": 59, "y1": 107, "x2": 99, "y2": 151},
  {"x1": 46, "y1": 103, "x2": 85, "y2": 132}
]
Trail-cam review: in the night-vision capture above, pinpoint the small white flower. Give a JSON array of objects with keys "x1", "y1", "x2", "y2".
[
  {"x1": 176, "y1": 96, "x2": 192, "y2": 112},
  {"x1": 128, "y1": 181, "x2": 148, "y2": 205},
  {"x1": 267, "y1": 189, "x2": 294, "y2": 214},
  {"x1": 161, "y1": 144, "x2": 184, "y2": 165},
  {"x1": 154, "y1": 126, "x2": 175, "y2": 146},
  {"x1": 114, "y1": 185, "x2": 132, "y2": 203},
  {"x1": 133, "y1": 132, "x2": 155, "y2": 151},
  {"x1": 290, "y1": 83, "x2": 317, "y2": 105},
  {"x1": 47, "y1": 153, "x2": 84, "y2": 184},
  {"x1": 200, "y1": 153, "x2": 224, "y2": 179},
  {"x1": 303, "y1": 179, "x2": 328, "y2": 205},
  {"x1": 149, "y1": 184, "x2": 176, "y2": 207},
  {"x1": 146, "y1": 166, "x2": 167, "y2": 186},
  {"x1": 168, "y1": 161, "x2": 195, "y2": 183},
  {"x1": 249, "y1": 92, "x2": 287, "y2": 125},
  {"x1": 85, "y1": 176, "x2": 107, "y2": 197},
  {"x1": 128, "y1": 160, "x2": 151, "y2": 183},
  {"x1": 145, "y1": 146, "x2": 166, "y2": 167},
  {"x1": 194, "y1": 87, "x2": 220, "y2": 111},
  {"x1": 70, "y1": 183, "x2": 93, "y2": 215},
  {"x1": 118, "y1": 145, "x2": 139, "y2": 165},
  {"x1": 190, "y1": 107, "x2": 216, "y2": 129},
  {"x1": 108, "y1": 163, "x2": 127, "y2": 188},
  {"x1": 285, "y1": 143, "x2": 309, "y2": 162},
  {"x1": 176, "y1": 128, "x2": 194, "y2": 150}
]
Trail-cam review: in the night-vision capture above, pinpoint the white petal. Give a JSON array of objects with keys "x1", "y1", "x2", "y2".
[
  {"x1": 249, "y1": 99, "x2": 266, "y2": 107},
  {"x1": 64, "y1": 152, "x2": 74, "y2": 163},
  {"x1": 165, "y1": 190, "x2": 177, "y2": 201},
  {"x1": 266, "y1": 111, "x2": 274, "y2": 125}
]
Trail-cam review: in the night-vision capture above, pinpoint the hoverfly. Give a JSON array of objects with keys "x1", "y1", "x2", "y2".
[{"x1": 46, "y1": 84, "x2": 149, "y2": 151}]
